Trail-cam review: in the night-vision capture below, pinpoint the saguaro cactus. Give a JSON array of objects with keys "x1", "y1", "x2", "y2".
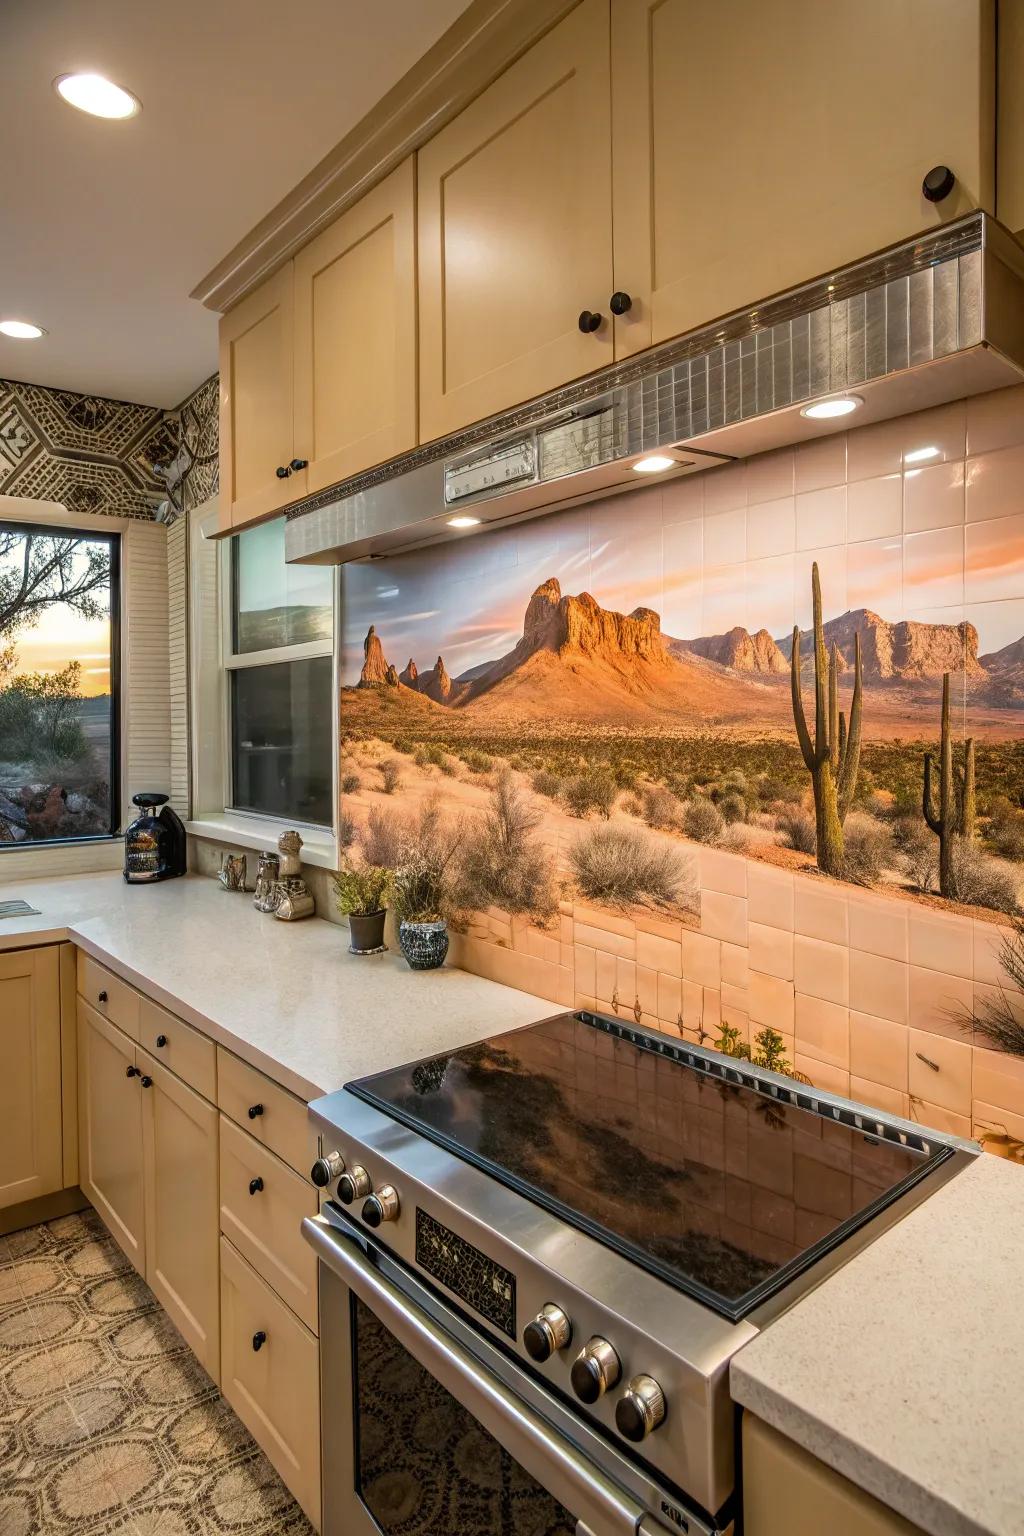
[
  {"x1": 791, "y1": 562, "x2": 864, "y2": 878},
  {"x1": 923, "y1": 672, "x2": 976, "y2": 896}
]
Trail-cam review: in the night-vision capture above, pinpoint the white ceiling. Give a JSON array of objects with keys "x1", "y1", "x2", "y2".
[{"x1": 0, "y1": 0, "x2": 470, "y2": 408}]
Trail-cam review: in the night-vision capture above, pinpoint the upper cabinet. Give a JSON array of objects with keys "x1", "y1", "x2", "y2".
[
  {"x1": 293, "y1": 158, "x2": 417, "y2": 493},
  {"x1": 219, "y1": 266, "x2": 303, "y2": 532},
  {"x1": 611, "y1": 0, "x2": 994, "y2": 353},
  {"x1": 417, "y1": 0, "x2": 614, "y2": 441}
]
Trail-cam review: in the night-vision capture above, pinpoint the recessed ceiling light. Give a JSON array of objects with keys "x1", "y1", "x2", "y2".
[
  {"x1": 447, "y1": 515, "x2": 480, "y2": 529},
  {"x1": 54, "y1": 73, "x2": 141, "y2": 119},
  {"x1": 800, "y1": 395, "x2": 863, "y2": 420},
  {"x1": 0, "y1": 319, "x2": 46, "y2": 339},
  {"x1": 904, "y1": 445, "x2": 940, "y2": 464},
  {"x1": 633, "y1": 454, "x2": 677, "y2": 474}
]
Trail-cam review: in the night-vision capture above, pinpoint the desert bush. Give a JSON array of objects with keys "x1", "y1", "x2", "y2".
[
  {"x1": 461, "y1": 748, "x2": 493, "y2": 774},
  {"x1": 777, "y1": 807, "x2": 816, "y2": 855},
  {"x1": 340, "y1": 771, "x2": 361, "y2": 795},
  {"x1": 682, "y1": 798, "x2": 724, "y2": 845},
  {"x1": 719, "y1": 792, "x2": 747, "y2": 825},
  {"x1": 338, "y1": 809, "x2": 356, "y2": 850},
  {"x1": 569, "y1": 823, "x2": 693, "y2": 908},
  {"x1": 987, "y1": 797, "x2": 1024, "y2": 861},
  {"x1": 621, "y1": 793, "x2": 644, "y2": 817},
  {"x1": 379, "y1": 758, "x2": 401, "y2": 795},
  {"x1": 611, "y1": 761, "x2": 640, "y2": 790},
  {"x1": 0, "y1": 662, "x2": 86, "y2": 762},
  {"x1": 842, "y1": 814, "x2": 893, "y2": 886},
  {"x1": 531, "y1": 769, "x2": 562, "y2": 799},
  {"x1": 892, "y1": 816, "x2": 938, "y2": 893},
  {"x1": 946, "y1": 838, "x2": 1019, "y2": 913},
  {"x1": 641, "y1": 784, "x2": 680, "y2": 830},
  {"x1": 562, "y1": 767, "x2": 618, "y2": 819},
  {"x1": 456, "y1": 769, "x2": 555, "y2": 916},
  {"x1": 360, "y1": 806, "x2": 405, "y2": 868}
]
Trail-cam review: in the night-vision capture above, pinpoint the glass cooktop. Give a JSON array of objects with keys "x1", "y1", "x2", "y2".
[{"x1": 347, "y1": 1010, "x2": 950, "y2": 1320}]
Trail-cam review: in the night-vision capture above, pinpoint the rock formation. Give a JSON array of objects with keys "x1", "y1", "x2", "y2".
[
  {"x1": 399, "y1": 658, "x2": 419, "y2": 688},
  {"x1": 384, "y1": 663, "x2": 399, "y2": 686},
  {"x1": 359, "y1": 625, "x2": 391, "y2": 687},
  {"x1": 420, "y1": 655, "x2": 453, "y2": 703},
  {"x1": 781, "y1": 609, "x2": 982, "y2": 682},
  {"x1": 680, "y1": 626, "x2": 787, "y2": 674}
]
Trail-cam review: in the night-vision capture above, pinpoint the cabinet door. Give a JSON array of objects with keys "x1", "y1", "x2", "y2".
[
  {"x1": 0, "y1": 947, "x2": 62, "y2": 1210},
  {"x1": 294, "y1": 157, "x2": 417, "y2": 490},
  {"x1": 218, "y1": 264, "x2": 305, "y2": 531},
  {"x1": 612, "y1": 0, "x2": 994, "y2": 351},
  {"x1": 140, "y1": 1052, "x2": 220, "y2": 1378},
  {"x1": 417, "y1": 0, "x2": 613, "y2": 440},
  {"x1": 77, "y1": 1002, "x2": 145, "y2": 1271}
]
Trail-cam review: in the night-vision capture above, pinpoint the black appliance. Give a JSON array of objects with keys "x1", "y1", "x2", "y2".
[{"x1": 123, "y1": 792, "x2": 187, "y2": 883}]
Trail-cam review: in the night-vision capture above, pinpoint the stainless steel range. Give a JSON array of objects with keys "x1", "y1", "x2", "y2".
[{"x1": 302, "y1": 1010, "x2": 976, "y2": 1536}]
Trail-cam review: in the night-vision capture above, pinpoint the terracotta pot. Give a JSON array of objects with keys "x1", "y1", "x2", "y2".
[
  {"x1": 348, "y1": 908, "x2": 387, "y2": 954},
  {"x1": 398, "y1": 919, "x2": 449, "y2": 970}
]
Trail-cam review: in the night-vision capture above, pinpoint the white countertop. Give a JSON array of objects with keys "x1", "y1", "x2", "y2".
[
  {"x1": 731, "y1": 1153, "x2": 1024, "y2": 1536},
  {"x1": 0, "y1": 872, "x2": 543, "y2": 1100}
]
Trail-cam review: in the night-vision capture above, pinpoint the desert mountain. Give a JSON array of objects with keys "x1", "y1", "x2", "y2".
[
  {"x1": 676, "y1": 627, "x2": 788, "y2": 674},
  {"x1": 399, "y1": 658, "x2": 418, "y2": 687},
  {"x1": 771, "y1": 609, "x2": 983, "y2": 682},
  {"x1": 419, "y1": 656, "x2": 454, "y2": 703}
]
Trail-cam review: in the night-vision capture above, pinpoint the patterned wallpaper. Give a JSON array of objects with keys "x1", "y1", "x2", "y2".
[{"x1": 0, "y1": 372, "x2": 219, "y2": 523}]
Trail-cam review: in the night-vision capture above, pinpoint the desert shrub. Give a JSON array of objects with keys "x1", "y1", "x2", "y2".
[
  {"x1": 682, "y1": 798, "x2": 724, "y2": 845},
  {"x1": 719, "y1": 792, "x2": 747, "y2": 825},
  {"x1": 842, "y1": 814, "x2": 893, "y2": 886},
  {"x1": 569, "y1": 823, "x2": 693, "y2": 908},
  {"x1": 507, "y1": 752, "x2": 529, "y2": 771},
  {"x1": 777, "y1": 806, "x2": 816, "y2": 855},
  {"x1": 391, "y1": 736, "x2": 414, "y2": 755},
  {"x1": 338, "y1": 809, "x2": 356, "y2": 850},
  {"x1": 0, "y1": 662, "x2": 86, "y2": 762},
  {"x1": 641, "y1": 784, "x2": 680, "y2": 830},
  {"x1": 461, "y1": 749, "x2": 493, "y2": 774},
  {"x1": 987, "y1": 797, "x2": 1024, "y2": 861},
  {"x1": 332, "y1": 863, "x2": 392, "y2": 916},
  {"x1": 562, "y1": 767, "x2": 618, "y2": 819},
  {"x1": 360, "y1": 806, "x2": 405, "y2": 868},
  {"x1": 620, "y1": 793, "x2": 644, "y2": 817},
  {"x1": 340, "y1": 771, "x2": 361, "y2": 795},
  {"x1": 456, "y1": 769, "x2": 555, "y2": 916},
  {"x1": 611, "y1": 761, "x2": 640, "y2": 790},
  {"x1": 892, "y1": 816, "x2": 938, "y2": 893},
  {"x1": 531, "y1": 769, "x2": 562, "y2": 799},
  {"x1": 379, "y1": 758, "x2": 401, "y2": 795},
  {"x1": 946, "y1": 838, "x2": 1019, "y2": 913}
]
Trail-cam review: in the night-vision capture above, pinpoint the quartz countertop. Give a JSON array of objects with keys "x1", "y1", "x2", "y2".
[
  {"x1": 0, "y1": 872, "x2": 543, "y2": 1099},
  {"x1": 731, "y1": 1152, "x2": 1024, "y2": 1536}
]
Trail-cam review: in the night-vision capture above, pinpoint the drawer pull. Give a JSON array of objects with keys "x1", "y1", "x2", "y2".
[
  {"x1": 248, "y1": 1103, "x2": 264, "y2": 1120},
  {"x1": 98, "y1": 990, "x2": 108, "y2": 1003},
  {"x1": 140, "y1": 1075, "x2": 153, "y2": 1089},
  {"x1": 155, "y1": 1034, "x2": 168, "y2": 1048},
  {"x1": 126, "y1": 1065, "x2": 139, "y2": 1079},
  {"x1": 252, "y1": 1330, "x2": 267, "y2": 1352},
  {"x1": 249, "y1": 1177, "x2": 264, "y2": 1196}
]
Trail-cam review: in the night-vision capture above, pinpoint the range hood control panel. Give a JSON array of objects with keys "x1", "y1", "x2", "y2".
[
  {"x1": 444, "y1": 436, "x2": 537, "y2": 505},
  {"x1": 443, "y1": 402, "x2": 625, "y2": 508}
]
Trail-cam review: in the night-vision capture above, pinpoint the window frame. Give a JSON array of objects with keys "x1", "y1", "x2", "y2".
[{"x1": 0, "y1": 512, "x2": 122, "y2": 850}]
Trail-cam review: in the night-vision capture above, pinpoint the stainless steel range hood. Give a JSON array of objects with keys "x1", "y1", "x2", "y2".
[{"x1": 285, "y1": 212, "x2": 1024, "y2": 566}]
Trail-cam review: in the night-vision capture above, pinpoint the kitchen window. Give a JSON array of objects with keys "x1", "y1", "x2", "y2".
[
  {"x1": 0, "y1": 519, "x2": 119, "y2": 847},
  {"x1": 224, "y1": 518, "x2": 334, "y2": 829}
]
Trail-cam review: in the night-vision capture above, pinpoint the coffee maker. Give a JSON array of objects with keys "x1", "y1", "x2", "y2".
[{"x1": 124, "y1": 793, "x2": 187, "y2": 883}]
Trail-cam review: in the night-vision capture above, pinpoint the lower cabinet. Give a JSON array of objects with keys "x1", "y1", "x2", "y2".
[
  {"x1": 0, "y1": 945, "x2": 63, "y2": 1210},
  {"x1": 220, "y1": 1237, "x2": 321, "y2": 1529},
  {"x1": 77, "y1": 1000, "x2": 147, "y2": 1270}
]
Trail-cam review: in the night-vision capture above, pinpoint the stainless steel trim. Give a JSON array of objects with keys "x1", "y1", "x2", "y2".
[{"x1": 305, "y1": 1214, "x2": 653, "y2": 1536}]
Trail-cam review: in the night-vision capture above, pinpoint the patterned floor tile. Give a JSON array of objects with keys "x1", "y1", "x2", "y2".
[{"x1": 0, "y1": 1212, "x2": 315, "y2": 1536}]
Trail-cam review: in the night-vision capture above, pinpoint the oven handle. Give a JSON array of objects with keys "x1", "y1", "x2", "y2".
[{"x1": 303, "y1": 1214, "x2": 660, "y2": 1536}]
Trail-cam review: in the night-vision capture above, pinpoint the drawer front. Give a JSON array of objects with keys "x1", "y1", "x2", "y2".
[
  {"x1": 220, "y1": 1237, "x2": 320, "y2": 1528},
  {"x1": 219, "y1": 1116, "x2": 318, "y2": 1332},
  {"x1": 217, "y1": 1049, "x2": 310, "y2": 1174},
  {"x1": 139, "y1": 997, "x2": 216, "y2": 1102},
  {"x1": 77, "y1": 953, "x2": 140, "y2": 1041}
]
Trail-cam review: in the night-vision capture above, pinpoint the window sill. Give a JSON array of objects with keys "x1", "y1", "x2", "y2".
[{"x1": 185, "y1": 813, "x2": 339, "y2": 870}]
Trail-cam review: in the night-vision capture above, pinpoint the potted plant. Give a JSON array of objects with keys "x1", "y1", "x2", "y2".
[
  {"x1": 331, "y1": 863, "x2": 392, "y2": 954},
  {"x1": 391, "y1": 854, "x2": 451, "y2": 970}
]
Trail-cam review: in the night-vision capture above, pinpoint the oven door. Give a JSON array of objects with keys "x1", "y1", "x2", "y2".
[{"x1": 303, "y1": 1212, "x2": 716, "y2": 1536}]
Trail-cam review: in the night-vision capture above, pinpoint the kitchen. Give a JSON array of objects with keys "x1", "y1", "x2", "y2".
[{"x1": 1, "y1": 2, "x2": 1023, "y2": 1534}]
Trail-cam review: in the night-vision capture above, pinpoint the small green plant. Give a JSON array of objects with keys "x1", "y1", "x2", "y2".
[
  {"x1": 332, "y1": 863, "x2": 392, "y2": 917},
  {"x1": 392, "y1": 856, "x2": 449, "y2": 923},
  {"x1": 716, "y1": 1022, "x2": 751, "y2": 1060},
  {"x1": 752, "y1": 1026, "x2": 791, "y2": 1073}
]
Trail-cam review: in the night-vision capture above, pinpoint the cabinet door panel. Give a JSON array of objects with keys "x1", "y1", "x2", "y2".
[
  {"x1": 219, "y1": 264, "x2": 304, "y2": 531},
  {"x1": 294, "y1": 157, "x2": 417, "y2": 490},
  {"x1": 418, "y1": 0, "x2": 613, "y2": 439},
  {"x1": 77, "y1": 1002, "x2": 145, "y2": 1271},
  {"x1": 612, "y1": 0, "x2": 993, "y2": 350},
  {"x1": 141, "y1": 1052, "x2": 220, "y2": 1378},
  {"x1": 0, "y1": 947, "x2": 62, "y2": 1210}
]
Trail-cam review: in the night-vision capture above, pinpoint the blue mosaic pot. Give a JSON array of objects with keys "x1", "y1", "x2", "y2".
[{"x1": 398, "y1": 919, "x2": 449, "y2": 970}]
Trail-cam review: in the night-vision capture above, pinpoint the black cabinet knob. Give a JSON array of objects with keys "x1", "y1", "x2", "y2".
[
  {"x1": 578, "y1": 309, "x2": 603, "y2": 334},
  {"x1": 609, "y1": 291, "x2": 633, "y2": 316},
  {"x1": 922, "y1": 165, "x2": 956, "y2": 203},
  {"x1": 248, "y1": 1103, "x2": 264, "y2": 1120},
  {"x1": 140, "y1": 1075, "x2": 153, "y2": 1089},
  {"x1": 249, "y1": 1177, "x2": 264, "y2": 1196},
  {"x1": 125, "y1": 1065, "x2": 139, "y2": 1079},
  {"x1": 155, "y1": 1034, "x2": 167, "y2": 1048},
  {"x1": 252, "y1": 1330, "x2": 267, "y2": 1352},
  {"x1": 98, "y1": 990, "x2": 108, "y2": 1003},
  {"x1": 289, "y1": 458, "x2": 308, "y2": 472},
  {"x1": 275, "y1": 465, "x2": 292, "y2": 479}
]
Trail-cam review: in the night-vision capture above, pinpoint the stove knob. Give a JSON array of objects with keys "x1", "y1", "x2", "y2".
[
  {"x1": 615, "y1": 1375, "x2": 666, "y2": 1441},
  {"x1": 570, "y1": 1337, "x2": 620, "y2": 1404},
  {"x1": 523, "y1": 1304, "x2": 572, "y2": 1362},
  {"x1": 361, "y1": 1185, "x2": 400, "y2": 1227},
  {"x1": 310, "y1": 1150, "x2": 345, "y2": 1188},
  {"x1": 337, "y1": 1165, "x2": 371, "y2": 1205}
]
